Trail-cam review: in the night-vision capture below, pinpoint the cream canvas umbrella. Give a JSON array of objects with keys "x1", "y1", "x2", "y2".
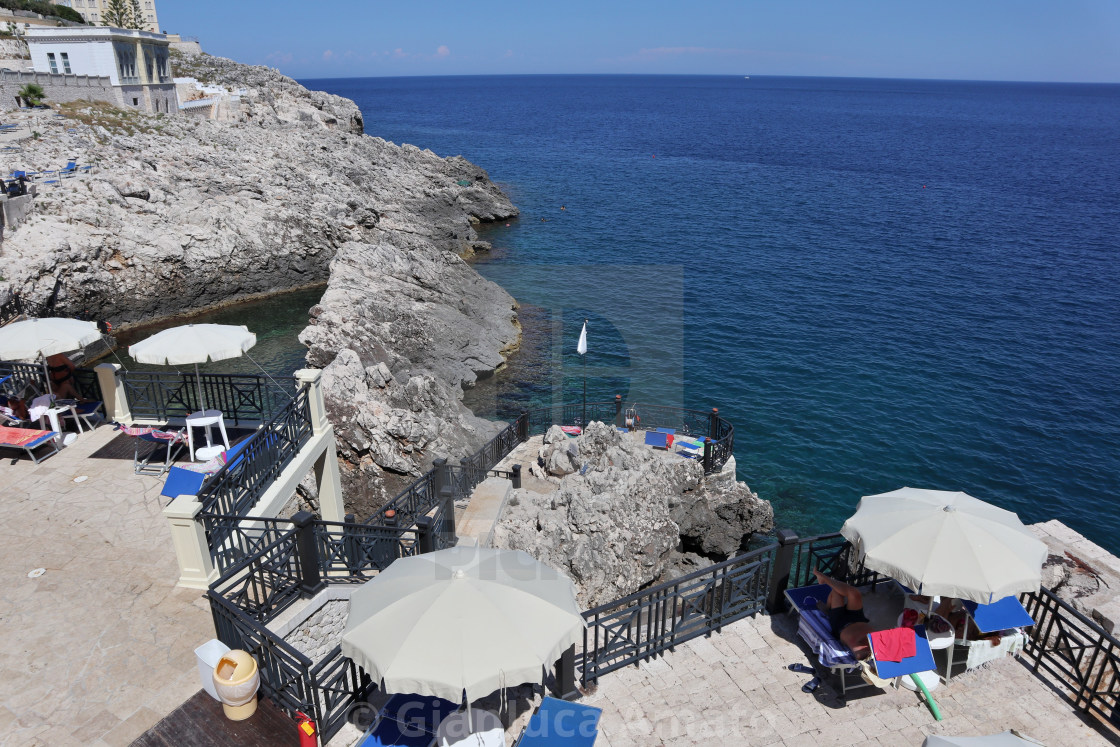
[
  {"x1": 0, "y1": 317, "x2": 101, "y2": 394},
  {"x1": 341, "y1": 544, "x2": 585, "y2": 706},
  {"x1": 129, "y1": 323, "x2": 256, "y2": 410},
  {"x1": 840, "y1": 487, "x2": 1047, "y2": 604}
]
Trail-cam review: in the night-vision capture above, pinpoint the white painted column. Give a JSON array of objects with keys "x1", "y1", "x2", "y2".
[
  {"x1": 294, "y1": 368, "x2": 345, "y2": 522},
  {"x1": 295, "y1": 368, "x2": 329, "y2": 434},
  {"x1": 163, "y1": 495, "x2": 218, "y2": 589},
  {"x1": 94, "y1": 362, "x2": 130, "y2": 423},
  {"x1": 315, "y1": 433, "x2": 345, "y2": 523}
]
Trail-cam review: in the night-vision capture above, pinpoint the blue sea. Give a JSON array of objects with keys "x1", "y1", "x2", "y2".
[{"x1": 304, "y1": 74, "x2": 1120, "y2": 552}]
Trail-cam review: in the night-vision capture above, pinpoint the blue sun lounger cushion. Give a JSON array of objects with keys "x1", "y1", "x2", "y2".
[
  {"x1": 869, "y1": 625, "x2": 936, "y2": 680},
  {"x1": 961, "y1": 597, "x2": 1034, "y2": 633},
  {"x1": 160, "y1": 466, "x2": 206, "y2": 502},
  {"x1": 644, "y1": 431, "x2": 668, "y2": 449},
  {"x1": 515, "y1": 696, "x2": 602, "y2": 746},
  {"x1": 359, "y1": 693, "x2": 458, "y2": 747}
]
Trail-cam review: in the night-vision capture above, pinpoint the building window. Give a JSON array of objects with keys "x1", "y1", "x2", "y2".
[
  {"x1": 47, "y1": 53, "x2": 58, "y2": 74},
  {"x1": 132, "y1": 97, "x2": 138, "y2": 106},
  {"x1": 60, "y1": 52, "x2": 71, "y2": 74}
]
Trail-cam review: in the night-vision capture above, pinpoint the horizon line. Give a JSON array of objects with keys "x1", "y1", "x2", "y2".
[{"x1": 292, "y1": 71, "x2": 1120, "y2": 86}]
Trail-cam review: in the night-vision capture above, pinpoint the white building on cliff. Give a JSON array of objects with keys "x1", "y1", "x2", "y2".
[{"x1": 13, "y1": 26, "x2": 177, "y2": 113}]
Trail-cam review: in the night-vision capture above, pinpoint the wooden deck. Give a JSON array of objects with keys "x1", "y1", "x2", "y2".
[{"x1": 132, "y1": 690, "x2": 300, "y2": 746}]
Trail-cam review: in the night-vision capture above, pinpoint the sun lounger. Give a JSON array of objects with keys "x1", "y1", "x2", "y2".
[
  {"x1": 114, "y1": 422, "x2": 188, "y2": 477},
  {"x1": 785, "y1": 584, "x2": 870, "y2": 695},
  {"x1": 0, "y1": 425, "x2": 60, "y2": 463},
  {"x1": 644, "y1": 430, "x2": 668, "y2": 449},
  {"x1": 868, "y1": 625, "x2": 942, "y2": 719},
  {"x1": 358, "y1": 693, "x2": 458, "y2": 747},
  {"x1": 59, "y1": 400, "x2": 103, "y2": 431},
  {"x1": 937, "y1": 596, "x2": 1033, "y2": 681},
  {"x1": 515, "y1": 696, "x2": 602, "y2": 746}
]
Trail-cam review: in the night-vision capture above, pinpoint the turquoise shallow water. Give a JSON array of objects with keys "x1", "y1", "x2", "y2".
[
  {"x1": 304, "y1": 75, "x2": 1120, "y2": 551},
  {"x1": 111, "y1": 286, "x2": 325, "y2": 377}
]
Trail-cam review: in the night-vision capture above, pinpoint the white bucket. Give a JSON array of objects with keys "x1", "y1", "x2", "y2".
[{"x1": 194, "y1": 639, "x2": 230, "y2": 701}]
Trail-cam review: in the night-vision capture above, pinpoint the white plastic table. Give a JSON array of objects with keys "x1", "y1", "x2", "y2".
[
  {"x1": 29, "y1": 398, "x2": 80, "y2": 446},
  {"x1": 185, "y1": 409, "x2": 230, "y2": 461},
  {"x1": 436, "y1": 710, "x2": 505, "y2": 747}
]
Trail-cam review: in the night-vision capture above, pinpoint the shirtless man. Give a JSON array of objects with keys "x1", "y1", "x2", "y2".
[{"x1": 813, "y1": 569, "x2": 874, "y2": 659}]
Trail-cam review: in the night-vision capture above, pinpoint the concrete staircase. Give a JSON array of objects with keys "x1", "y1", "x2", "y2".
[{"x1": 457, "y1": 476, "x2": 512, "y2": 548}]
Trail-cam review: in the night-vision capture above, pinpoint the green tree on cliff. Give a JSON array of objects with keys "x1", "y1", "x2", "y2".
[{"x1": 101, "y1": 0, "x2": 141, "y2": 29}]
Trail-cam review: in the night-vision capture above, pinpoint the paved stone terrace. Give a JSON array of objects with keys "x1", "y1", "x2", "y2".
[
  {"x1": 576, "y1": 610, "x2": 1112, "y2": 747},
  {"x1": 0, "y1": 426, "x2": 213, "y2": 747}
]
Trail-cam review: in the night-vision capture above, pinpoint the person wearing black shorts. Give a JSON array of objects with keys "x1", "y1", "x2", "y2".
[{"x1": 813, "y1": 569, "x2": 874, "y2": 659}]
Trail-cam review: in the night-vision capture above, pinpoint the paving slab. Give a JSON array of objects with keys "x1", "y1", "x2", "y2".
[
  {"x1": 0, "y1": 426, "x2": 213, "y2": 747},
  {"x1": 577, "y1": 612, "x2": 1115, "y2": 747}
]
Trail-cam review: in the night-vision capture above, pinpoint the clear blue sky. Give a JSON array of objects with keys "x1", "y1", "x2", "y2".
[{"x1": 158, "y1": 0, "x2": 1120, "y2": 83}]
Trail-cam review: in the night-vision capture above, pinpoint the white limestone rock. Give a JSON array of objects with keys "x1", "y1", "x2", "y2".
[{"x1": 491, "y1": 422, "x2": 774, "y2": 606}]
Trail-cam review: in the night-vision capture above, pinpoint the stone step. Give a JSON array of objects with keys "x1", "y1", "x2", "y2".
[{"x1": 458, "y1": 476, "x2": 512, "y2": 548}]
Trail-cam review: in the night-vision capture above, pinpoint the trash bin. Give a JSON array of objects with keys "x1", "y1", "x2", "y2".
[
  {"x1": 195, "y1": 639, "x2": 230, "y2": 701},
  {"x1": 212, "y1": 649, "x2": 260, "y2": 721}
]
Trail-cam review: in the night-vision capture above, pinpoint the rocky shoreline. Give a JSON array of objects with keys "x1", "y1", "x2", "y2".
[{"x1": 0, "y1": 52, "x2": 520, "y2": 513}]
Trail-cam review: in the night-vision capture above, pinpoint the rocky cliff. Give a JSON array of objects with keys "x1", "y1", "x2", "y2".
[
  {"x1": 492, "y1": 423, "x2": 774, "y2": 606},
  {"x1": 0, "y1": 53, "x2": 520, "y2": 513}
]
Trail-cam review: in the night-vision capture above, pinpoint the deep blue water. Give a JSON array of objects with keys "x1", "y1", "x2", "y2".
[{"x1": 304, "y1": 74, "x2": 1120, "y2": 552}]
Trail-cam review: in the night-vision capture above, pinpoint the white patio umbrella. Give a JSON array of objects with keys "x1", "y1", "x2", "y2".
[
  {"x1": 841, "y1": 487, "x2": 1047, "y2": 604},
  {"x1": 0, "y1": 317, "x2": 101, "y2": 394},
  {"x1": 128, "y1": 323, "x2": 256, "y2": 411},
  {"x1": 341, "y1": 545, "x2": 585, "y2": 708}
]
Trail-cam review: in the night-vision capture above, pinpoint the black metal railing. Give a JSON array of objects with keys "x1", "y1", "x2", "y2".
[
  {"x1": 787, "y1": 532, "x2": 881, "y2": 591},
  {"x1": 199, "y1": 514, "x2": 298, "y2": 576},
  {"x1": 206, "y1": 512, "x2": 456, "y2": 742},
  {"x1": 197, "y1": 385, "x2": 313, "y2": 522},
  {"x1": 310, "y1": 646, "x2": 374, "y2": 740},
  {"x1": 120, "y1": 370, "x2": 295, "y2": 425},
  {"x1": 0, "y1": 361, "x2": 103, "y2": 402},
  {"x1": 314, "y1": 520, "x2": 421, "y2": 581},
  {"x1": 210, "y1": 525, "x2": 304, "y2": 624},
  {"x1": 461, "y1": 421, "x2": 522, "y2": 474},
  {"x1": 0, "y1": 294, "x2": 24, "y2": 326},
  {"x1": 1022, "y1": 587, "x2": 1120, "y2": 733},
  {"x1": 209, "y1": 589, "x2": 317, "y2": 720},
  {"x1": 0, "y1": 361, "x2": 45, "y2": 396},
  {"x1": 375, "y1": 468, "x2": 440, "y2": 528},
  {"x1": 522, "y1": 401, "x2": 621, "y2": 436},
  {"x1": 580, "y1": 545, "x2": 774, "y2": 685}
]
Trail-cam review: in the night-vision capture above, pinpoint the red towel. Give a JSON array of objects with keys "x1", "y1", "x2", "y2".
[
  {"x1": 870, "y1": 627, "x2": 916, "y2": 663},
  {"x1": 0, "y1": 425, "x2": 49, "y2": 446}
]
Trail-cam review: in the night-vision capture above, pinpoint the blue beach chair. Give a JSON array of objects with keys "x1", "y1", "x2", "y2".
[
  {"x1": 358, "y1": 693, "x2": 458, "y2": 747},
  {"x1": 515, "y1": 696, "x2": 602, "y2": 746}
]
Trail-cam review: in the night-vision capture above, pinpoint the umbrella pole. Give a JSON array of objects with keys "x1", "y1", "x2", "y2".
[
  {"x1": 194, "y1": 362, "x2": 206, "y2": 412},
  {"x1": 41, "y1": 354, "x2": 52, "y2": 398}
]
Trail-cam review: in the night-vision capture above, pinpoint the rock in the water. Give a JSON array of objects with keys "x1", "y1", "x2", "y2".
[
  {"x1": 671, "y1": 456, "x2": 773, "y2": 557},
  {"x1": 491, "y1": 421, "x2": 774, "y2": 607}
]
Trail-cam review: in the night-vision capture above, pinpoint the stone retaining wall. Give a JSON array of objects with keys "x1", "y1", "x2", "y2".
[
  {"x1": 0, "y1": 71, "x2": 178, "y2": 114},
  {"x1": 0, "y1": 69, "x2": 119, "y2": 110},
  {"x1": 283, "y1": 599, "x2": 348, "y2": 664}
]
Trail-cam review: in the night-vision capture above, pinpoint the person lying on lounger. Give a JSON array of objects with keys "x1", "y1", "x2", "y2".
[{"x1": 813, "y1": 569, "x2": 875, "y2": 659}]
